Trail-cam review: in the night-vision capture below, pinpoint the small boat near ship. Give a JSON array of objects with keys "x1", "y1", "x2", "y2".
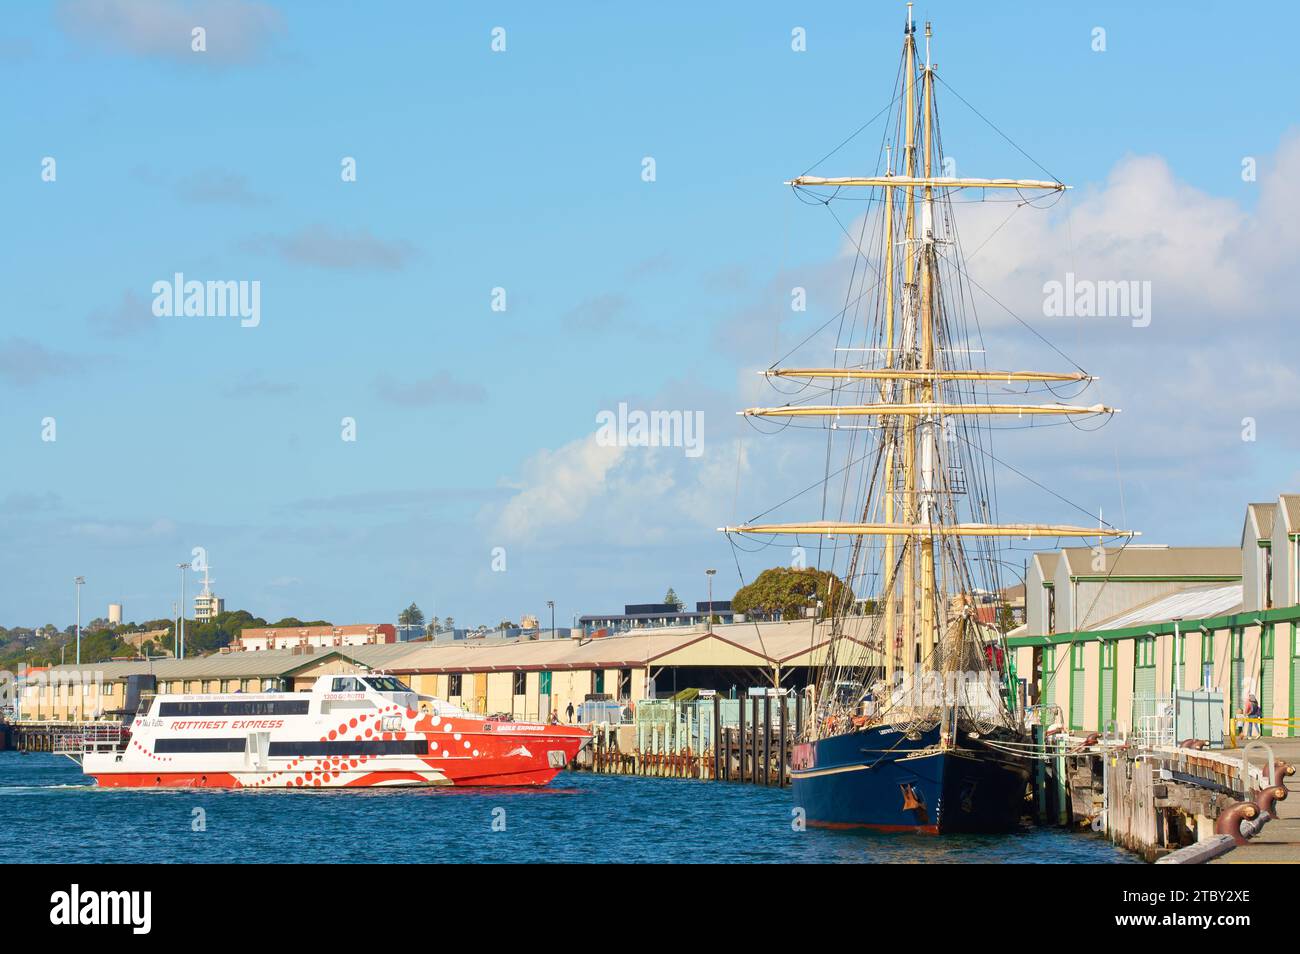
[
  {"x1": 71, "y1": 673, "x2": 589, "y2": 789},
  {"x1": 720, "y1": 5, "x2": 1135, "y2": 833}
]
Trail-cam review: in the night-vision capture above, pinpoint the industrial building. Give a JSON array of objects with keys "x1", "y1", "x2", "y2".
[
  {"x1": 18, "y1": 617, "x2": 873, "y2": 724},
  {"x1": 233, "y1": 623, "x2": 397, "y2": 652},
  {"x1": 1009, "y1": 493, "x2": 1300, "y2": 739},
  {"x1": 579, "y1": 600, "x2": 735, "y2": 635}
]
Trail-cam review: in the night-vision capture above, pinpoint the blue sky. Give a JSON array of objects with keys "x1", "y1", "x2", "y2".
[{"x1": 3, "y1": 0, "x2": 1299, "y2": 630}]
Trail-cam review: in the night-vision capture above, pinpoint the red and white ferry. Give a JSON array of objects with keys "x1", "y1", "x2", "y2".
[{"x1": 77, "y1": 673, "x2": 589, "y2": 789}]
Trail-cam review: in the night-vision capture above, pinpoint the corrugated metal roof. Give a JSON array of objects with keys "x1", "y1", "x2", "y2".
[
  {"x1": 1280, "y1": 495, "x2": 1300, "y2": 534},
  {"x1": 1061, "y1": 546, "x2": 1240, "y2": 578},
  {"x1": 38, "y1": 618, "x2": 880, "y2": 679},
  {"x1": 1031, "y1": 552, "x2": 1057, "y2": 579},
  {"x1": 40, "y1": 643, "x2": 418, "y2": 681},
  {"x1": 1085, "y1": 584, "x2": 1243, "y2": 632},
  {"x1": 384, "y1": 617, "x2": 877, "y2": 671},
  {"x1": 1247, "y1": 503, "x2": 1276, "y2": 539}
]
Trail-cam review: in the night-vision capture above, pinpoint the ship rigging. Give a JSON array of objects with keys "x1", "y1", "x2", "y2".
[{"x1": 718, "y1": 5, "x2": 1136, "y2": 831}]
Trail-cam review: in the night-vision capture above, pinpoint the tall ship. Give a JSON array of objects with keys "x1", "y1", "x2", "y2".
[
  {"x1": 720, "y1": 6, "x2": 1134, "y2": 832},
  {"x1": 74, "y1": 674, "x2": 589, "y2": 789}
]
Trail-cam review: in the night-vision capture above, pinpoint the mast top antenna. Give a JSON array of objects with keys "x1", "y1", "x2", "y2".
[{"x1": 906, "y1": 2, "x2": 914, "y2": 35}]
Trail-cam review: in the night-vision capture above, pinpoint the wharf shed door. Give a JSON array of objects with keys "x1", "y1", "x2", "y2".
[
  {"x1": 1068, "y1": 643, "x2": 1085, "y2": 731},
  {"x1": 1231, "y1": 629, "x2": 1245, "y2": 715},
  {"x1": 1292, "y1": 624, "x2": 1300, "y2": 727},
  {"x1": 1099, "y1": 641, "x2": 1116, "y2": 733},
  {"x1": 1042, "y1": 646, "x2": 1057, "y2": 716},
  {"x1": 1261, "y1": 626, "x2": 1274, "y2": 737},
  {"x1": 1132, "y1": 636, "x2": 1157, "y2": 732}
]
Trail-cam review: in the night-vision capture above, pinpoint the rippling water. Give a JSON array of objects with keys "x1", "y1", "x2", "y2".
[{"x1": 0, "y1": 752, "x2": 1136, "y2": 863}]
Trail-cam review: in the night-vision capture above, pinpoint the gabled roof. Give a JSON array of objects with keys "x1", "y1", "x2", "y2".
[
  {"x1": 1030, "y1": 551, "x2": 1058, "y2": 582},
  {"x1": 1280, "y1": 495, "x2": 1300, "y2": 534},
  {"x1": 1245, "y1": 502, "x2": 1276, "y2": 541},
  {"x1": 383, "y1": 617, "x2": 878, "y2": 671},
  {"x1": 39, "y1": 644, "x2": 417, "y2": 681},
  {"x1": 34, "y1": 618, "x2": 878, "y2": 679},
  {"x1": 1059, "y1": 546, "x2": 1240, "y2": 579}
]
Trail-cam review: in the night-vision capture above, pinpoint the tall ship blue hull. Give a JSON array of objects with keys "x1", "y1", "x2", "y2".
[{"x1": 792, "y1": 725, "x2": 1031, "y2": 834}]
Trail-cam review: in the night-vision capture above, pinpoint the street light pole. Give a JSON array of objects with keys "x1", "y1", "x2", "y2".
[
  {"x1": 73, "y1": 576, "x2": 86, "y2": 722},
  {"x1": 74, "y1": 576, "x2": 85, "y2": 665},
  {"x1": 547, "y1": 600, "x2": 555, "y2": 640},
  {"x1": 705, "y1": 568, "x2": 717, "y2": 634},
  {"x1": 177, "y1": 563, "x2": 191, "y2": 660}
]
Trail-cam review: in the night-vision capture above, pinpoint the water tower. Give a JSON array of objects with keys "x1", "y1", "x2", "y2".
[{"x1": 108, "y1": 602, "x2": 123, "y2": 625}]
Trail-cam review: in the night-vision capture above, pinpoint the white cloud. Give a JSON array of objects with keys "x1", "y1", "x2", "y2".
[
  {"x1": 492, "y1": 133, "x2": 1300, "y2": 553},
  {"x1": 57, "y1": 0, "x2": 282, "y2": 65},
  {"x1": 491, "y1": 434, "x2": 626, "y2": 544}
]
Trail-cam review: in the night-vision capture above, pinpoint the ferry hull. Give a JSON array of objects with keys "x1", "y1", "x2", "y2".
[
  {"x1": 85, "y1": 700, "x2": 589, "y2": 790},
  {"x1": 89, "y1": 768, "x2": 451, "y2": 789},
  {"x1": 791, "y1": 725, "x2": 1030, "y2": 834}
]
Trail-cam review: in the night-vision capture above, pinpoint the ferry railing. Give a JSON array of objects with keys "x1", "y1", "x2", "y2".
[{"x1": 52, "y1": 723, "x2": 127, "y2": 755}]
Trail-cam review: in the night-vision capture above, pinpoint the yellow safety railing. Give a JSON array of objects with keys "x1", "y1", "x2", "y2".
[{"x1": 1227, "y1": 715, "x2": 1300, "y2": 747}]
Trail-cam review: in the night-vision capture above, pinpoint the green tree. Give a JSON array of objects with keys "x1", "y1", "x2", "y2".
[
  {"x1": 265, "y1": 617, "x2": 330, "y2": 628},
  {"x1": 398, "y1": 603, "x2": 425, "y2": 627},
  {"x1": 663, "y1": 588, "x2": 683, "y2": 610},
  {"x1": 731, "y1": 567, "x2": 853, "y2": 621}
]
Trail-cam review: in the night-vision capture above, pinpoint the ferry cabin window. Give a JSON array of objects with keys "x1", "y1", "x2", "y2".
[
  {"x1": 363, "y1": 676, "x2": 411, "y2": 693},
  {"x1": 158, "y1": 700, "x2": 309, "y2": 717},
  {"x1": 332, "y1": 677, "x2": 366, "y2": 693},
  {"x1": 155, "y1": 738, "x2": 247, "y2": 754}
]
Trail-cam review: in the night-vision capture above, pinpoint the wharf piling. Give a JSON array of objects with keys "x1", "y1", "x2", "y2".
[
  {"x1": 1033, "y1": 730, "x2": 1299, "y2": 862},
  {"x1": 581, "y1": 692, "x2": 800, "y2": 787}
]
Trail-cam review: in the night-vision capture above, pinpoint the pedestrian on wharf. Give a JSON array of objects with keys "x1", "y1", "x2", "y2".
[
  {"x1": 549, "y1": 710, "x2": 559, "y2": 725},
  {"x1": 1243, "y1": 694, "x2": 1262, "y2": 738},
  {"x1": 565, "y1": 701, "x2": 574, "y2": 723}
]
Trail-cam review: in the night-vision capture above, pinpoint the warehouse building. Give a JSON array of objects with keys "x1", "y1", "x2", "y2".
[
  {"x1": 18, "y1": 617, "x2": 876, "y2": 724},
  {"x1": 1010, "y1": 492, "x2": 1300, "y2": 739}
]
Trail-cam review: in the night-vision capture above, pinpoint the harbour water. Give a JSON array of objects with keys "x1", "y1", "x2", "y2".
[{"x1": 1, "y1": 753, "x2": 1136, "y2": 863}]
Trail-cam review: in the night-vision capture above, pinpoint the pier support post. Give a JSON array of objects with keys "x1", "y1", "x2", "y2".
[
  {"x1": 1034, "y1": 724, "x2": 1047, "y2": 824},
  {"x1": 739, "y1": 699, "x2": 748, "y2": 783},
  {"x1": 763, "y1": 695, "x2": 772, "y2": 786},
  {"x1": 778, "y1": 696, "x2": 787, "y2": 787},
  {"x1": 713, "y1": 695, "x2": 721, "y2": 781}
]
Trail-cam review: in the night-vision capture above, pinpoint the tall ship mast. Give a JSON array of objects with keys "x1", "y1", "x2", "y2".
[{"x1": 720, "y1": 6, "x2": 1135, "y2": 832}]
